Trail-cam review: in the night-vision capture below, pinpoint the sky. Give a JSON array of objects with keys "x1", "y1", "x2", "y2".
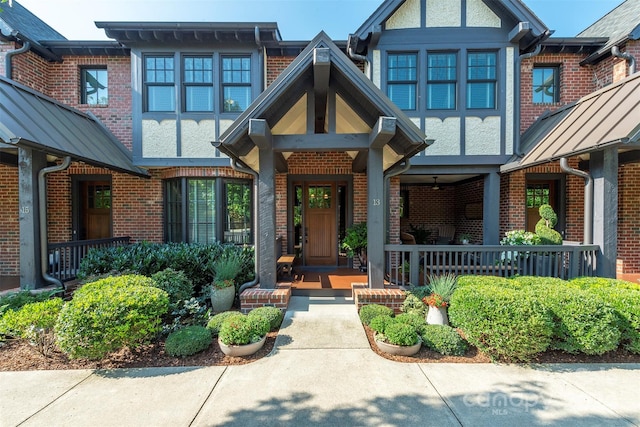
[{"x1": 13, "y1": 0, "x2": 626, "y2": 41}]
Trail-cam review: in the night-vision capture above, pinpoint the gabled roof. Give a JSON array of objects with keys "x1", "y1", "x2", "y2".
[
  {"x1": 352, "y1": 0, "x2": 548, "y2": 52},
  {"x1": 501, "y1": 72, "x2": 640, "y2": 173},
  {"x1": 578, "y1": 0, "x2": 640, "y2": 64},
  {"x1": 217, "y1": 31, "x2": 430, "y2": 172},
  {"x1": 0, "y1": 77, "x2": 148, "y2": 177},
  {"x1": 0, "y1": 0, "x2": 65, "y2": 61}
]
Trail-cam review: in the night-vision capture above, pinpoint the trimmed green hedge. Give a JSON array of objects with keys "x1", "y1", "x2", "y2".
[
  {"x1": 0, "y1": 298, "x2": 64, "y2": 340},
  {"x1": 247, "y1": 306, "x2": 284, "y2": 331},
  {"x1": 422, "y1": 325, "x2": 468, "y2": 356},
  {"x1": 449, "y1": 285, "x2": 554, "y2": 362},
  {"x1": 165, "y1": 326, "x2": 212, "y2": 357},
  {"x1": 55, "y1": 275, "x2": 169, "y2": 359},
  {"x1": 359, "y1": 304, "x2": 394, "y2": 325}
]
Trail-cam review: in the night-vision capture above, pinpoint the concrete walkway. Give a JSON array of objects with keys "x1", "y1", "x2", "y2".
[{"x1": 1, "y1": 296, "x2": 639, "y2": 427}]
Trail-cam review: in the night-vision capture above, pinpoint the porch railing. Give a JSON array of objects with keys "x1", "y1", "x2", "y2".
[
  {"x1": 47, "y1": 237, "x2": 131, "y2": 282},
  {"x1": 384, "y1": 244, "x2": 599, "y2": 286}
]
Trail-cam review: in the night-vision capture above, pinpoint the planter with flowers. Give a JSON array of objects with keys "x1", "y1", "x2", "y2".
[
  {"x1": 218, "y1": 313, "x2": 270, "y2": 357},
  {"x1": 423, "y1": 273, "x2": 457, "y2": 325},
  {"x1": 209, "y1": 251, "x2": 243, "y2": 313}
]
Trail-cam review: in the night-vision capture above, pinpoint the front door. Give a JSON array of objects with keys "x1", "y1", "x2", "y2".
[
  {"x1": 79, "y1": 180, "x2": 112, "y2": 240},
  {"x1": 304, "y1": 182, "x2": 337, "y2": 265},
  {"x1": 526, "y1": 180, "x2": 557, "y2": 232}
]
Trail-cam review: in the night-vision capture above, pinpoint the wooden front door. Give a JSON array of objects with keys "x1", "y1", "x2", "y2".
[
  {"x1": 304, "y1": 182, "x2": 337, "y2": 265},
  {"x1": 79, "y1": 181, "x2": 112, "y2": 240},
  {"x1": 526, "y1": 180, "x2": 557, "y2": 232}
]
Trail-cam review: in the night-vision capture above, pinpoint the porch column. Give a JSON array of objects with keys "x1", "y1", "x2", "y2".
[
  {"x1": 590, "y1": 149, "x2": 618, "y2": 278},
  {"x1": 18, "y1": 147, "x2": 46, "y2": 289},
  {"x1": 483, "y1": 171, "x2": 501, "y2": 245},
  {"x1": 368, "y1": 117, "x2": 396, "y2": 288},
  {"x1": 250, "y1": 119, "x2": 277, "y2": 288}
]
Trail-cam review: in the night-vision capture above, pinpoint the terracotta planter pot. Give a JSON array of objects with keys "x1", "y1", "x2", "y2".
[
  {"x1": 426, "y1": 305, "x2": 449, "y2": 325},
  {"x1": 218, "y1": 335, "x2": 266, "y2": 357},
  {"x1": 375, "y1": 338, "x2": 422, "y2": 356},
  {"x1": 210, "y1": 284, "x2": 235, "y2": 313}
]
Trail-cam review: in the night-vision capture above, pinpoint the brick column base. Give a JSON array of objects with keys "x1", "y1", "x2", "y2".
[
  {"x1": 240, "y1": 284, "x2": 291, "y2": 314},
  {"x1": 352, "y1": 284, "x2": 406, "y2": 314}
]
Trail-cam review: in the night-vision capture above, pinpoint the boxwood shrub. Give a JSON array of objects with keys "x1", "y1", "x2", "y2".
[
  {"x1": 207, "y1": 311, "x2": 245, "y2": 336},
  {"x1": 218, "y1": 314, "x2": 270, "y2": 346},
  {"x1": 456, "y1": 275, "x2": 511, "y2": 289},
  {"x1": 0, "y1": 298, "x2": 64, "y2": 340},
  {"x1": 55, "y1": 275, "x2": 169, "y2": 359},
  {"x1": 382, "y1": 322, "x2": 419, "y2": 346},
  {"x1": 359, "y1": 304, "x2": 394, "y2": 325},
  {"x1": 449, "y1": 285, "x2": 553, "y2": 362},
  {"x1": 369, "y1": 314, "x2": 395, "y2": 334},
  {"x1": 421, "y1": 325, "x2": 468, "y2": 356},
  {"x1": 164, "y1": 325, "x2": 212, "y2": 357},
  {"x1": 585, "y1": 287, "x2": 640, "y2": 354},
  {"x1": 247, "y1": 306, "x2": 284, "y2": 331}
]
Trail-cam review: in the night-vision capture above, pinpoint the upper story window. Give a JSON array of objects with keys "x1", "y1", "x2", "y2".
[
  {"x1": 144, "y1": 56, "x2": 175, "y2": 112},
  {"x1": 427, "y1": 52, "x2": 457, "y2": 110},
  {"x1": 533, "y1": 66, "x2": 559, "y2": 104},
  {"x1": 467, "y1": 52, "x2": 497, "y2": 109},
  {"x1": 387, "y1": 53, "x2": 417, "y2": 110},
  {"x1": 222, "y1": 56, "x2": 251, "y2": 112},
  {"x1": 183, "y1": 56, "x2": 214, "y2": 112},
  {"x1": 81, "y1": 67, "x2": 108, "y2": 105}
]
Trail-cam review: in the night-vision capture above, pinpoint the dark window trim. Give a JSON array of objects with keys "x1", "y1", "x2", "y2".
[
  {"x1": 221, "y1": 54, "x2": 252, "y2": 113},
  {"x1": 466, "y1": 50, "x2": 498, "y2": 110},
  {"x1": 143, "y1": 54, "x2": 176, "y2": 112},
  {"x1": 182, "y1": 54, "x2": 214, "y2": 113},
  {"x1": 532, "y1": 64, "x2": 561, "y2": 104},
  {"x1": 386, "y1": 51, "x2": 418, "y2": 111},
  {"x1": 80, "y1": 66, "x2": 108, "y2": 106},
  {"x1": 426, "y1": 50, "x2": 458, "y2": 111}
]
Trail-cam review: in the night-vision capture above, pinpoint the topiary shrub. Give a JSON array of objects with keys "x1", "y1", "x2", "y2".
[
  {"x1": 537, "y1": 285, "x2": 620, "y2": 355},
  {"x1": 164, "y1": 325, "x2": 212, "y2": 357},
  {"x1": 247, "y1": 306, "x2": 284, "y2": 331},
  {"x1": 421, "y1": 325, "x2": 468, "y2": 356},
  {"x1": 535, "y1": 204, "x2": 563, "y2": 245},
  {"x1": 151, "y1": 268, "x2": 194, "y2": 307},
  {"x1": 380, "y1": 322, "x2": 419, "y2": 346},
  {"x1": 359, "y1": 304, "x2": 394, "y2": 326},
  {"x1": 55, "y1": 275, "x2": 169, "y2": 360},
  {"x1": 207, "y1": 311, "x2": 245, "y2": 337},
  {"x1": 449, "y1": 285, "x2": 553, "y2": 362},
  {"x1": 219, "y1": 314, "x2": 270, "y2": 346},
  {"x1": 369, "y1": 314, "x2": 395, "y2": 334}
]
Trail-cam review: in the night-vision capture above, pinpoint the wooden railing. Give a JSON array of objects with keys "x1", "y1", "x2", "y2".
[
  {"x1": 384, "y1": 244, "x2": 599, "y2": 286},
  {"x1": 47, "y1": 237, "x2": 131, "y2": 282}
]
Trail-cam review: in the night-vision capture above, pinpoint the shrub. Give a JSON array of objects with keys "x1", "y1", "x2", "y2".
[
  {"x1": 570, "y1": 277, "x2": 640, "y2": 292},
  {"x1": 394, "y1": 312, "x2": 427, "y2": 336},
  {"x1": 381, "y1": 322, "x2": 419, "y2": 346},
  {"x1": 535, "y1": 204, "x2": 563, "y2": 245},
  {"x1": 207, "y1": 311, "x2": 245, "y2": 336},
  {"x1": 369, "y1": 314, "x2": 395, "y2": 334},
  {"x1": 510, "y1": 276, "x2": 568, "y2": 288},
  {"x1": 449, "y1": 285, "x2": 553, "y2": 362},
  {"x1": 359, "y1": 304, "x2": 394, "y2": 326},
  {"x1": 538, "y1": 285, "x2": 620, "y2": 355},
  {"x1": 219, "y1": 314, "x2": 270, "y2": 346},
  {"x1": 400, "y1": 293, "x2": 426, "y2": 317},
  {"x1": 422, "y1": 325, "x2": 468, "y2": 356},
  {"x1": 592, "y1": 287, "x2": 640, "y2": 353},
  {"x1": 164, "y1": 326, "x2": 212, "y2": 357},
  {"x1": 248, "y1": 306, "x2": 284, "y2": 331},
  {"x1": 404, "y1": 285, "x2": 432, "y2": 300},
  {"x1": 151, "y1": 268, "x2": 194, "y2": 307},
  {"x1": 55, "y1": 275, "x2": 169, "y2": 359},
  {"x1": 162, "y1": 297, "x2": 211, "y2": 335},
  {"x1": 456, "y1": 275, "x2": 511, "y2": 288},
  {"x1": 0, "y1": 289, "x2": 62, "y2": 316}
]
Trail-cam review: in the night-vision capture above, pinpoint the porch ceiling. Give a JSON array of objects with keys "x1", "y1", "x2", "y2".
[
  {"x1": 0, "y1": 76, "x2": 149, "y2": 177},
  {"x1": 502, "y1": 72, "x2": 640, "y2": 173},
  {"x1": 216, "y1": 31, "x2": 430, "y2": 173}
]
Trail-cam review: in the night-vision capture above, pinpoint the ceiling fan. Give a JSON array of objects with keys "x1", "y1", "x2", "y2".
[{"x1": 431, "y1": 176, "x2": 441, "y2": 190}]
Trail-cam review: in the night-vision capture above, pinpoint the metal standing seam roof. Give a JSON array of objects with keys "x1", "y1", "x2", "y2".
[
  {"x1": 501, "y1": 72, "x2": 640, "y2": 173},
  {"x1": 0, "y1": 76, "x2": 149, "y2": 177}
]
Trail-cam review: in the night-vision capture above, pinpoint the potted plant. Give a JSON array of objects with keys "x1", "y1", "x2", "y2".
[
  {"x1": 217, "y1": 313, "x2": 270, "y2": 356},
  {"x1": 372, "y1": 318, "x2": 422, "y2": 356},
  {"x1": 209, "y1": 251, "x2": 243, "y2": 313},
  {"x1": 341, "y1": 222, "x2": 367, "y2": 272},
  {"x1": 423, "y1": 273, "x2": 457, "y2": 325},
  {"x1": 459, "y1": 233, "x2": 471, "y2": 245}
]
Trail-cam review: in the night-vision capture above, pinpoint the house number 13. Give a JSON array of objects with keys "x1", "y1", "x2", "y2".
[{"x1": 372, "y1": 199, "x2": 381, "y2": 206}]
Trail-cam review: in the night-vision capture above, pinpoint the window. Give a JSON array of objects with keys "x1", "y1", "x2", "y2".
[
  {"x1": 81, "y1": 68, "x2": 108, "y2": 105},
  {"x1": 222, "y1": 56, "x2": 251, "y2": 112},
  {"x1": 387, "y1": 53, "x2": 417, "y2": 110},
  {"x1": 533, "y1": 66, "x2": 559, "y2": 104},
  {"x1": 165, "y1": 178, "x2": 253, "y2": 244},
  {"x1": 144, "y1": 56, "x2": 175, "y2": 112},
  {"x1": 467, "y1": 52, "x2": 497, "y2": 109},
  {"x1": 526, "y1": 183, "x2": 550, "y2": 208},
  {"x1": 427, "y1": 52, "x2": 456, "y2": 110},
  {"x1": 183, "y1": 56, "x2": 213, "y2": 112}
]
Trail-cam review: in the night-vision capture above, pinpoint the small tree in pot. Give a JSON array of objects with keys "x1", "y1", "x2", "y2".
[{"x1": 341, "y1": 222, "x2": 367, "y2": 272}]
